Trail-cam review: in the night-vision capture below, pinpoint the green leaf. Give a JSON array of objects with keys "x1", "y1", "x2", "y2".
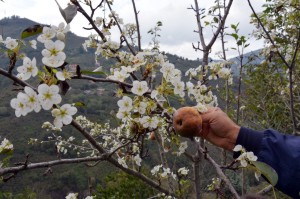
[
  {"x1": 213, "y1": 17, "x2": 219, "y2": 23},
  {"x1": 252, "y1": 161, "x2": 278, "y2": 186},
  {"x1": 230, "y1": 33, "x2": 239, "y2": 40},
  {"x1": 81, "y1": 70, "x2": 106, "y2": 75},
  {"x1": 21, "y1": 25, "x2": 44, "y2": 39},
  {"x1": 73, "y1": 102, "x2": 86, "y2": 107},
  {"x1": 0, "y1": 148, "x2": 13, "y2": 155}
]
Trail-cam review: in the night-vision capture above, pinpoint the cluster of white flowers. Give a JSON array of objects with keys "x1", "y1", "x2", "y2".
[
  {"x1": 10, "y1": 86, "x2": 40, "y2": 117},
  {"x1": 186, "y1": 81, "x2": 218, "y2": 106},
  {"x1": 82, "y1": 34, "x2": 98, "y2": 51},
  {"x1": 95, "y1": 40, "x2": 119, "y2": 57},
  {"x1": 185, "y1": 65, "x2": 204, "y2": 79},
  {"x1": 65, "y1": 193, "x2": 94, "y2": 199},
  {"x1": 233, "y1": 145, "x2": 262, "y2": 181},
  {"x1": 139, "y1": 116, "x2": 159, "y2": 129},
  {"x1": 10, "y1": 85, "x2": 77, "y2": 128},
  {"x1": 117, "y1": 157, "x2": 128, "y2": 168},
  {"x1": 160, "y1": 62, "x2": 185, "y2": 98},
  {"x1": 42, "y1": 121, "x2": 62, "y2": 132},
  {"x1": 1, "y1": 36, "x2": 18, "y2": 50},
  {"x1": 0, "y1": 138, "x2": 13, "y2": 153},
  {"x1": 176, "y1": 141, "x2": 188, "y2": 156},
  {"x1": 233, "y1": 145, "x2": 258, "y2": 167},
  {"x1": 208, "y1": 61, "x2": 233, "y2": 84},
  {"x1": 151, "y1": 164, "x2": 177, "y2": 180},
  {"x1": 107, "y1": 68, "x2": 130, "y2": 82},
  {"x1": 37, "y1": 23, "x2": 69, "y2": 68},
  {"x1": 116, "y1": 96, "x2": 133, "y2": 121},
  {"x1": 109, "y1": 10, "x2": 123, "y2": 25},
  {"x1": 56, "y1": 141, "x2": 68, "y2": 154},
  {"x1": 178, "y1": 167, "x2": 189, "y2": 176},
  {"x1": 95, "y1": 16, "x2": 104, "y2": 27},
  {"x1": 195, "y1": 103, "x2": 208, "y2": 113},
  {"x1": 116, "y1": 94, "x2": 162, "y2": 132},
  {"x1": 207, "y1": 177, "x2": 221, "y2": 191},
  {"x1": 38, "y1": 22, "x2": 70, "y2": 43},
  {"x1": 123, "y1": 23, "x2": 137, "y2": 42},
  {"x1": 151, "y1": 164, "x2": 163, "y2": 175},
  {"x1": 133, "y1": 154, "x2": 142, "y2": 166}
]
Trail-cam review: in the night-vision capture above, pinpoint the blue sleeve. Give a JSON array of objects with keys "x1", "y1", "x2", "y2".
[{"x1": 234, "y1": 127, "x2": 300, "y2": 199}]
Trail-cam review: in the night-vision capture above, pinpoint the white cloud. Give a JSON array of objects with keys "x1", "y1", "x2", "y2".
[{"x1": 0, "y1": 0, "x2": 266, "y2": 60}]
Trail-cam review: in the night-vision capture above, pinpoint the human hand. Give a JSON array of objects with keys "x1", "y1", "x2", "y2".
[{"x1": 197, "y1": 107, "x2": 240, "y2": 151}]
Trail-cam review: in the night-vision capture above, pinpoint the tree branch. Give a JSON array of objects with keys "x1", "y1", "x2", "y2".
[
  {"x1": 198, "y1": 145, "x2": 240, "y2": 199},
  {"x1": 132, "y1": 0, "x2": 142, "y2": 51},
  {"x1": 0, "y1": 155, "x2": 107, "y2": 176}
]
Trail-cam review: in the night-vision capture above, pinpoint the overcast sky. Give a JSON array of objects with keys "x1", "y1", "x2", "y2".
[{"x1": 0, "y1": 0, "x2": 265, "y2": 60}]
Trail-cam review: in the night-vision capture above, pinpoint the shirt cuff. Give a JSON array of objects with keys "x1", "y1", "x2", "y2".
[{"x1": 233, "y1": 127, "x2": 264, "y2": 158}]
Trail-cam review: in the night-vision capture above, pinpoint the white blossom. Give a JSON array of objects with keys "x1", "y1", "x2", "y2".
[
  {"x1": 0, "y1": 138, "x2": 13, "y2": 152},
  {"x1": 246, "y1": 152, "x2": 258, "y2": 161},
  {"x1": 134, "y1": 101, "x2": 147, "y2": 114},
  {"x1": 133, "y1": 154, "x2": 142, "y2": 166},
  {"x1": 151, "y1": 164, "x2": 162, "y2": 175},
  {"x1": 95, "y1": 17, "x2": 103, "y2": 27},
  {"x1": 131, "y1": 81, "x2": 149, "y2": 96},
  {"x1": 29, "y1": 40, "x2": 37, "y2": 49},
  {"x1": 161, "y1": 167, "x2": 171, "y2": 178},
  {"x1": 173, "y1": 80, "x2": 185, "y2": 97},
  {"x1": 233, "y1": 144, "x2": 243, "y2": 152},
  {"x1": 237, "y1": 153, "x2": 248, "y2": 167},
  {"x1": 24, "y1": 86, "x2": 41, "y2": 113},
  {"x1": 56, "y1": 69, "x2": 74, "y2": 81},
  {"x1": 42, "y1": 40, "x2": 66, "y2": 68},
  {"x1": 117, "y1": 96, "x2": 133, "y2": 111},
  {"x1": 177, "y1": 141, "x2": 188, "y2": 156},
  {"x1": 17, "y1": 57, "x2": 38, "y2": 80},
  {"x1": 65, "y1": 193, "x2": 78, "y2": 199},
  {"x1": 37, "y1": 26, "x2": 56, "y2": 43},
  {"x1": 116, "y1": 110, "x2": 131, "y2": 121},
  {"x1": 178, "y1": 167, "x2": 189, "y2": 176},
  {"x1": 107, "y1": 69, "x2": 129, "y2": 82},
  {"x1": 4, "y1": 37, "x2": 18, "y2": 50},
  {"x1": 54, "y1": 22, "x2": 70, "y2": 41},
  {"x1": 51, "y1": 104, "x2": 77, "y2": 128},
  {"x1": 139, "y1": 116, "x2": 159, "y2": 129},
  {"x1": 195, "y1": 103, "x2": 208, "y2": 113},
  {"x1": 117, "y1": 157, "x2": 128, "y2": 168},
  {"x1": 160, "y1": 62, "x2": 176, "y2": 82},
  {"x1": 38, "y1": 84, "x2": 62, "y2": 110},
  {"x1": 10, "y1": 92, "x2": 30, "y2": 117}
]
